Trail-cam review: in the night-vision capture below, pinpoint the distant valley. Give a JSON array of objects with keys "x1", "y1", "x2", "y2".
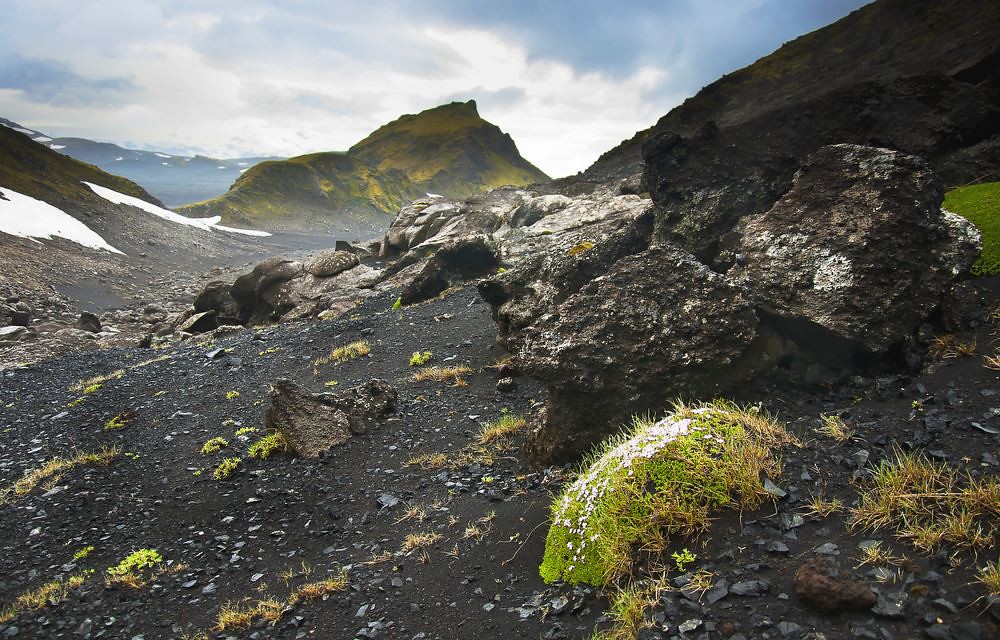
[{"x1": 0, "y1": 118, "x2": 280, "y2": 208}]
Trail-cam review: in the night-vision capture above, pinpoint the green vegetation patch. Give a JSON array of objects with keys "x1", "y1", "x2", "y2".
[
  {"x1": 944, "y1": 182, "x2": 1000, "y2": 275},
  {"x1": 107, "y1": 549, "x2": 162, "y2": 578},
  {"x1": 200, "y1": 437, "x2": 229, "y2": 455},
  {"x1": 248, "y1": 432, "x2": 290, "y2": 459},
  {"x1": 409, "y1": 351, "x2": 432, "y2": 366},
  {"x1": 539, "y1": 401, "x2": 796, "y2": 586}
]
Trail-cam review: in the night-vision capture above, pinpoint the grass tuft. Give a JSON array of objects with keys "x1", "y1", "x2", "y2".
[
  {"x1": 591, "y1": 574, "x2": 668, "y2": 640},
  {"x1": 312, "y1": 340, "x2": 370, "y2": 371},
  {"x1": 978, "y1": 557, "x2": 1000, "y2": 596},
  {"x1": 401, "y1": 532, "x2": 443, "y2": 552},
  {"x1": 850, "y1": 448, "x2": 999, "y2": 552},
  {"x1": 1, "y1": 446, "x2": 120, "y2": 503},
  {"x1": 540, "y1": 400, "x2": 796, "y2": 586},
  {"x1": 411, "y1": 365, "x2": 472, "y2": 387},
  {"x1": 816, "y1": 414, "x2": 852, "y2": 442},
  {"x1": 69, "y1": 369, "x2": 124, "y2": 393},
  {"x1": 477, "y1": 413, "x2": 527, "y2": 445},
  {"x1": 928, "y1": 335, "x2": 977, "y2": 360}
]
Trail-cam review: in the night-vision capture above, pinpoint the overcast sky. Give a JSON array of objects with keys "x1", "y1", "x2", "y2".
[{"x1": 0, "y1": 0, "x2": 868, "y2": 178}]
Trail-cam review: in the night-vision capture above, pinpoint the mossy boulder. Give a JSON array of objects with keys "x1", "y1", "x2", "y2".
[
  {"x1": 944, "y1": 182, "x2": 1000, "y2": 276},
  {"x1": 539, "y1": 401, "x2": 795, "y2": 586}
]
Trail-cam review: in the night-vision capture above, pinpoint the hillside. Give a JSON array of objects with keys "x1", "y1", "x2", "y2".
[
  {"x1": 574, "y1": 0, "x2": 1000, "y2": 185},
  {"x1": 179, "y1": 101, "x2": 549, "y2": 234},
  {"x1": 0, "y1": 118, "x2": 278, "y2": 208},
  {"x1": 349, "y1": 100, "x2": 549, "y2": 199}
]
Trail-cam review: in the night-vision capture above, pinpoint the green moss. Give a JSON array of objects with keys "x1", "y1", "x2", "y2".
[
  {"x1": 214, "y1": 457, "x2": 242, "y2": 480},
  {"x1": 944, "y1": 182, "x2": 1000, "y2": 276},
  {"x1": 409, "y1": 351, "x2": 432, "y2": 366},
  {"x1": 107, "y1": 549, "x2": 162, "y2": 577},
  {"x1": 539, "y1": 401, "x2": 795, "y2": 586},
  {"x1": 200, "y1": 437, "x2": 229, "y2": 455},
  {"x1": 248, "y1": 432, "x2": 289, "y2": 459}
]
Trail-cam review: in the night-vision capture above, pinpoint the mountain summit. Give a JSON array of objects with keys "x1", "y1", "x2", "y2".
[{"x1": 179, "y1": 101, "x2": 549, "y2": 234}]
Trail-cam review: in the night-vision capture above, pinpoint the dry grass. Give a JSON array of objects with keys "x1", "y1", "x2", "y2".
[
  {"x1": 978, "y1": 557, "x2": 1000, "y2": 596},
  {"x1": 406, "y1": 452, "x2": 449, "y2": 469},
  {"x1": 851, "y1": 448, "x2": 999, "y2": 552},
  {"x1": 133, "y1": 354, "x2": 170, "y2": 369},
  {"x1": 410, "y1": 365, "x2": 472, "y2": 387},
  {"x1": 288, "y1": 573, "x2": 348, "y2": 604},
  {"x1": 855, "y1": 541, "x2": 901, "y2": 568},
  {"x1": 401, "y1": 532, "x2": 443, "y2": 552},
  {"x1": 1, "y1": 445, "x2": 120, "y2": 503},
  {"x1": 984, "y1": 351, "x2": 1000, "y2": 371},
  {"x1": 394, "y1": 503, "x2": 429, "y2": 525},
  {"x1": 593, "y1": 573, "x2": 669, "y2": 640},
  {"x1": 0, "y1": 573, "x2": 88, "y2": 623},
  {"x1": 312, "y1": 339, "x2": 369, "y2": 371},
  {"x1": 359, "y1": 551, "x2": 393, "y2": 566},
  {"x1": 928, "y1": 335, "x2": 977, "y2": 360},
  {"x1": 69, "y1": 369, "x2": 124, "y2": 393},
  {"x1": 816, "y1": 414, "x2": 852, "y2": 442},
  {"x1": 803, "y1": 494, "x2": 844, "y2": 517}
]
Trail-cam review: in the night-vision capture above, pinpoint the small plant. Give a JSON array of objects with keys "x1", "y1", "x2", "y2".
[
  {"x1": 411, "y1": 365, "x2": 472, "y2": 387},
  {"x1": 477, "y1": 413, "x2": 527, "y2": 444},
  {"x1": 69, "y1": 369, "x2": 124, "y2": 393},
  {"x1": 406, "y1": 453, "x2": 449, "y2": 469},
  {"x1": 816, "y1": 414, "x2": 852, "y2": 442},
  {"x1": 234, "y1": 426, "x2": 258, "y2": 437},
  {"x1": 540, "y1": 400, "x2": 796, "y2": 586},
  {"x1": 401, "y1": 532, "x2": 443, "y2": 552},
  {"x1": 984, "y1": 351, "x2": 1000, "y2": 371},
  {"x1": 0, "y1": 573, "x2": 89, "y2": 622},
  {"x1": 592, "y1": 574, "x2": 668, "y2": 640},
  {"x1": 977, "y1": 557, "x2": 1000, "y2": 596},
  {"x1": 391, "y1": 297, "x2": 402, "y2": 310},
  {"x1": 409, "y1": 351, "x2": 433, "y2": 366},
  {"x1": 225, "y1": 390, "x2": 241, "y2": 400},
  {"x1": 214, "y1": 457, "x2": 242, "y2": 480},
  {"x1": 567, "y1": 240, "x2": 595, "y2": 257},
  {"x1": 671, "y1": 548, "x2": 696, "y2": 572},
  {"x1": 73, "y1": 545, "x2": 95, "y2": 561},
  {"x1": 313, "y1": 339, "x2": 370, "y2": 370},
  {"x1": 108, "y1": 549, "x2": 162, "y2": 577},
  {"x1": 804, "y1": 494, "x2": 844, "y2": 517},
  {"x1": 288, "y1": 573, "x2": 348, "y2": 604},
  {"x1": 928, "y1": 334, "x2": 977, "y2": 360},
  {"x1": 258, "y1": 347, "x2": 282, "y2": 356},
  {"x1": 200, "y1": 437, "x2": 229, "y2": 455},
  {"x1": 104, "y1": 410, "x2": 136, "y2": 431},
  {"x1": 323, "y1": 380, "x2": 339, "y2": 387},
  {"x1": 248, "y1": 432, "x2": 289, "y2": 459},
  {"x1": 855, "y1": 541, "x2": 899, "y2": 568}
]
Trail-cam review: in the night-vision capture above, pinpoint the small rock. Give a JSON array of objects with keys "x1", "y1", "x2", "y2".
[{"x1": 731, "y1": 580, "x2": 770, "y2": 597}]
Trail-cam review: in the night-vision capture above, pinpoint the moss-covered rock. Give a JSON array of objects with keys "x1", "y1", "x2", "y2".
[
  {"x1": 539, "y1": 401, "x2": 796, "y2": 586},
  {"x1": 944, "y1": 182, "x2": 1000, "y2": 276}
]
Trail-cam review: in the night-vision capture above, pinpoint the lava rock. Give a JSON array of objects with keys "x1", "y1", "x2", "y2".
[{"x1": 793, "y1": 556, "x2": 876, "y2": 613}]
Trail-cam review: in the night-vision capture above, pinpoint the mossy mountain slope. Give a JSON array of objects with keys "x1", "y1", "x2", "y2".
[
  {"x1": 0, "y1": 125, "x2": 162, "y2": 218},
  {"x1": 349, "y1": 100, "x2": 549, "y2": 199},
  {"x1": 574, "y1": 0, "x2": 1000, "y2": 184},
  {"x1": 180, "y1": 101, "x2": 549, "y2": 234}
]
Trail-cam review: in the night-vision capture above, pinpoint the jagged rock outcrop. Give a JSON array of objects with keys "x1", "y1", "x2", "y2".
[
  {"x1": 400, "y1": 236, "x2": 499, "y2": 305},
  {"x1": 642, "y1": 76, "x2": 998, "y2": 261},
  {"x1": 727, "y1": 145, "x2": 981, "y2": 355},
  {"x1": 479, "y1": 145, "x2": 979, "y2": 465},
  {"x1": 264, "y1": 378, "x2": 397, "y2": 458}
]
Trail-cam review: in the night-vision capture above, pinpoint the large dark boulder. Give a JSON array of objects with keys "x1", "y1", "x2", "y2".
[
  {"x1": 264, "y1": 378, "x2": 397, "y2": 458},
  {"x1": 728, "y1": 144, "x2": 981, "y2": 355},
  {"x1": 194, "y1": 280, "x2": 240, "y2": 324},
  {"x1": 488, "y1": 245, "x2": 776, "y2": 465},
  {"x1": 230, "y1": 257, "x2": 303, "y2": 324}
]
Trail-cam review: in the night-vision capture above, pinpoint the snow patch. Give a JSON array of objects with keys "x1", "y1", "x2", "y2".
[
  {"x1": 114, "y1": 156, "x2": 123, "y2": 161},
  {"x1": 49, "y1": 144, "x2": 66, "y2": 150},
  {"x1": 82, "y1": 182, "x2": 271, "y2": 237},
  {"x1": 154, "y1": 152, "x2": 172, "y2": 158},
  {"x1": 34, "y1": 136, "x2": 52, "y2": 142},
  {"x1": 161, "y1": 162, "x2": 170, "y2": 166},
  {"x1": 426, "y1": 192, "x2": 444, "y2": 198},
  {"x1": 217, "y1": 166, "x2": 227, "y2": 169},
  {"x1": 0, "y1": 186, "x2": 124, "y2": 254}
]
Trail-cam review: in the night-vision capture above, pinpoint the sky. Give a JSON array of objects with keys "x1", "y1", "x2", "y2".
[{"x1": 0, "y1": 0, "x2": 869, "y2": 178}]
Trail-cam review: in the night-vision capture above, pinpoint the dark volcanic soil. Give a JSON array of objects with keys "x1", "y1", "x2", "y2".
[{"x1": 0, "y1": 281, "x2": 998, "y2": 640}]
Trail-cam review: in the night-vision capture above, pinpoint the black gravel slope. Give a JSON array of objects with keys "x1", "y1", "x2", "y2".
[{"x1": 0, "y1": 282, "x2": 998, "y2": 640}]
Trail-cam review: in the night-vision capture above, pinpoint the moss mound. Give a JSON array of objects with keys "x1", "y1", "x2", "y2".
[
  {"x1": 539, "y1": 401, "x2": 796, "y2": 586},
  {"x1": 944, "y1": 182, "x2": 1000, "y2": 276}
]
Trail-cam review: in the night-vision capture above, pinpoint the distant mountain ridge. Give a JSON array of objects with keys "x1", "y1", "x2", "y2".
[
  {"x1": 178, "y1": 101, "x2": 550, "y2": 234},
  {"x1": 0, "y1": 118, "x2": 279, "y2": 207}
]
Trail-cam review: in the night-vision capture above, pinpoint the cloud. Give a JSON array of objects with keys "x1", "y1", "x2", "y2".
[
  {"x1": 0, "y1": 0, "x2": 869, "y2": 178},
  {"x1": 0, "y1": 52, "x2": 136, "y2": 107}
]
